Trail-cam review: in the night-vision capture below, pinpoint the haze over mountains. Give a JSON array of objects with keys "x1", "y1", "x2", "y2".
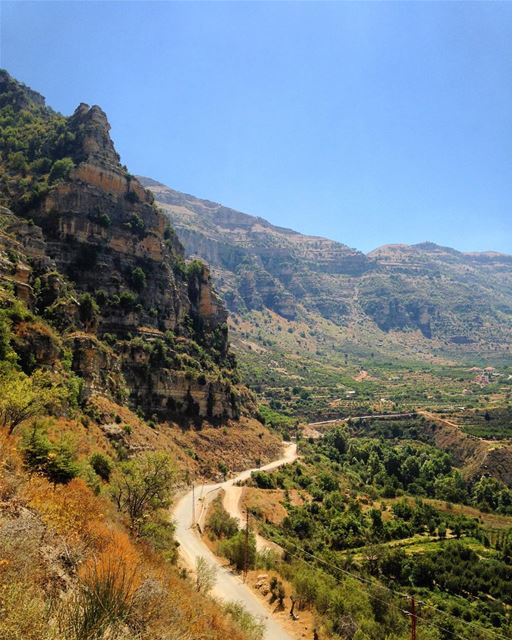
[{"x1": 141, "y1": 177, "x2": 512, "y2": 362}]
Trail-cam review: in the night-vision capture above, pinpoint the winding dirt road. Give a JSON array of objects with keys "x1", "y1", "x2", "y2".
[{"x1": 172, "y1": 443, "x2": 298, "y2": 640}]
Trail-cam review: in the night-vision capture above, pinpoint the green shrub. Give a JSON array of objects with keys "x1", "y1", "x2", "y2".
[
  {"x1": 22, "y1": 423, "x2": 79, "y2": 484},
  {"x1": 222, "y1": 602, "x2": 264, "y2": 640},
  {"x1": 206, "y1": 496, "x2": 239, "y2": 540},
  {"x1": 90, "y1": 452, "x2": 113, "y2": 482},
  {"x1": 119, "y1": 291, "x2": 137, "y2": 310},
  {"x1": 48, "y1": 157, "x2": 74, "y2": 183},
  {"x1": 78, "y1": 293, "x2": 99, "y2": 326},
  {"x1": 219, "y1": 530, "x2": 256, "y2": 572},
  {"x1": 130, "y1": 266, "x2": 146, "y2": 292}
]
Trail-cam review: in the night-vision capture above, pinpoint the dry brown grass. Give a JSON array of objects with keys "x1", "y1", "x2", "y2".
[
  {"x1": 241, "y1": 487, "x2": 303, "y2": 525},
  {"x1": 0, "y1": 422, "x2": 262, "y2": 640}
]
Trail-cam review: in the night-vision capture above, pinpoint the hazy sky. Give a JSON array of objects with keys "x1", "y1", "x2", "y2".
[{"x1": 2, "y1": 1, "x2": 511, "y2": 253}]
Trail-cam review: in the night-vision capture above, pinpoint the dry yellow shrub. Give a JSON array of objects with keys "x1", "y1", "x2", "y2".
[{"x1": 22, "y1": 476, "x2": 106, "y2": 546}]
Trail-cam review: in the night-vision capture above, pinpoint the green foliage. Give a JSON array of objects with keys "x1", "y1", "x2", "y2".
[
  {"x1": 22, "y1": 422, "x2": 79, "y2": 484},
  {"x1": 0, "y1": 315, "x2": 17, "y2": 364},
  {"x1": 130, "y1": 266, "x2": 146, "y2": 292},
  {"x1": 90, "y1": 452, "x2": 113, "y2": 481},
  {"x1": 195, "y1": 556, "x2": 217, "y2": 594},
  {"x1": 125, "y1": 189, "x2": 140, "y2": 204},
  {"x1": 48, "y1": 157, "x2": 74, "y2": 183},
  {"x1": 88, "y1": 210, "x2": 111, "y2": 228},
  {"x1": 472, "y1": 476, "x2": 512, "y2": 514},
  {"x1": 119, "y1": 290, "x2": 137, "y2": 311},
  {"x1": 139, "y1": 513, "x2": 177, "y2": 562},
  {"x1": 257, "y1": 404, "x2": 295, "y2": 438},
  {"x1": 0, "y1": 368, "x2": 63, "y2": 435},
  {"x1": 126, "y1": 213, "x2": 145, "y2": 237},
  {"x1": 78, "y1": 293, "x2": 99, "y2": 326},
  {"x1": 187, "y1": 259, "x2": 204, "y2": 279},
  {"x1": 250, "y1": 432, "x2": 512, "y2": 636},
  {"x1": 269, "y1": 576, "x2": 285, "y2": 606},
  {"x1": 252, "y1": 470, "x2": 276, "y2": 489},
  {"x1": 222, "y1": 602, "x2": 264, "y2": 640},
  {"x1": 219, "y1": 530, "x2": 256, "y2": 572},
  {"x1": 110, "y1": 451, "x2": 175, "y2": 533},
  {"x1": 206, "y1": 496, "x2": 239, "y2": 540}
]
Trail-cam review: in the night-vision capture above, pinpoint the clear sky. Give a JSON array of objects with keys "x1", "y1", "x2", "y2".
[{"x1": 1, "y1": 1, "x2": 511, "y2": 254}]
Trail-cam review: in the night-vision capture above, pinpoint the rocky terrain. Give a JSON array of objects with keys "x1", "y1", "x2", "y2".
[
  {"x1": 0, "y1": 71, "x2": 252, "y2": 423},
  {"x1": 143, "y1": 178, "x2": 512, "y2": 361}
]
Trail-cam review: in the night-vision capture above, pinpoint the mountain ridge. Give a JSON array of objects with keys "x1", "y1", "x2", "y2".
[
  {"x1": 141, "y1": 176, "x2": 512, "y2": 354},
  {"x1": 140, "y1": 178, "x2": 510, "y2": 259}
]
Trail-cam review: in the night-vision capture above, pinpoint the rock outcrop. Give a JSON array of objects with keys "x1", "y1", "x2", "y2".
[
  {"x1": 142, "y1": 178, "x2": 512, "y2": 355},
  {"x1": 0, "y1": 71, "x2": 248, "y2": 422}
]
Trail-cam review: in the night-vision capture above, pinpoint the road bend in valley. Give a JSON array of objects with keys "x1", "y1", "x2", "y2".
[{"x1": 172, "y1": 444, "x2": 297, "y2": 640}]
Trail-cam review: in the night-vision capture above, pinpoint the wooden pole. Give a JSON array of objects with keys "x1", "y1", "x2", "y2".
[
  {"x1": 192, "y1": 481, "x2": 196, "y2": 527},
  {"x1": 411, "y1": 596, "x2": 417, "y2": 640},
  {"x1": 243, "y1": 511, "x2": 249, "y2": 582}
]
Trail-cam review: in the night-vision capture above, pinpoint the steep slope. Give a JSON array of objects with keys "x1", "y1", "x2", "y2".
[
  {"x1": 0, "y1": 71, "x2": 251, "y2": 422},
  {"x1": 143, "y1": 178, "x2": 512, "y2": 357},
  {"x1": 141, "y1": 177, "x2": 372, "y2": 322},
  {"x1": 364, "y1": 242, "x2": 512, "y2": 344}
]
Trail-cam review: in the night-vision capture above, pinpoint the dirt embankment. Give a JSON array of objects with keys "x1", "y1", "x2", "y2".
[{"x1": 420, "y1": 411, "x2": 512, "y2": 486}]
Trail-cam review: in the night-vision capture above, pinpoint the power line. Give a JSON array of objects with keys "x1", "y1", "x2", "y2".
[{"x1": 275, "y1": 535, "x2": 508, "y2": 640}]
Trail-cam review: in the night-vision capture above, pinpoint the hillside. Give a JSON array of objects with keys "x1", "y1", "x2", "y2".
[
  {"x1": 0, "y1": 70, "x2": 258, "y2": 424},
  {"x1": 142, "y1": 178, "x2": 512, "y2": 419},
  {"x1": 0, "y1": 71, "x2": 288, "y2": 640},
  {"x1": 143, "y1": 178, "x2": 512, "y2": 353}
]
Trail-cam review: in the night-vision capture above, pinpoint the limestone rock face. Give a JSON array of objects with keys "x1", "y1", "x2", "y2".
[
  {"x1": 142, "y1": 178, "x2": 512, "y2": 351},
  {"x1": 68, "y1": 103, "x2": 121, "y2": 170},
  {"x1": 0, "y1": 72, "x2": 247, "y2": 423},
  {"x1": 66, "y1": 333, "x2": 125, "y2": 400},
  {"x1": 143, "y1": 179, "x2": 373, "y2": 324}
]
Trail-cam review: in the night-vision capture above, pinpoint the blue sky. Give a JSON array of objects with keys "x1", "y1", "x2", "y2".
[{"x1": 2, "y1": 1, "x2": 511, "y2": 254}]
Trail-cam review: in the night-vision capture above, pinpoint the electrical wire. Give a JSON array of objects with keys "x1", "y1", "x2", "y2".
[{"x1": 271, "y1": 534, "x2": 510, "y2": 640}]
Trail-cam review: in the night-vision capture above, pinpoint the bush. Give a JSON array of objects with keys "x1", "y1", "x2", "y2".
[
  {"x1": 0, "y1": 369, "x2": 63, "y2": 435},
  {"x1": 119, "y1": 291, "x2": 137, "y2": 311},
  {"x1": 127, "y1": 213, "x2": 145, "y2": 237},
  {"x1": 125, "y1": 190, "x2": 140, "y2": 204},
  {"x1": 79, "y1": 293, "x2": 99, "y2": 327},
  {"x1": 110, "y1": 451, "x2": 175, "y2": 533},
  {"x1": 90, "y1": 452, "x2": 113, "y2": 482},
  {"x1": 195, "y1": 556, "x2": 217, "y2": 594},
  {"x1": 222, "y1": 602, "x2": 264, "y2": 640},
  {"x1": 252, "y1": 470, "x2": 276, "y2": 490},
  {"x1": 219, "y1": 530, "x2": 256, "y2": 572},
  {"x1": 206, "y1": 496, "x2": 239, "y2": 540},
  {"x1": 22, "y1": 423, "x2": 79, "y2": 484},
  {"x1": 48, "y1": 157, "x2": 74, "y2": 183},
  {"x1": 64, "y1": 557, "x2": 138, "y2": 640},
  {"x1": 130, "y1": 266, "x2": 146, "y2": 292}
]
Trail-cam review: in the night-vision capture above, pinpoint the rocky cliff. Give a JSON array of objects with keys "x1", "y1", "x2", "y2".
[
  {"x1": 141, "y1": 178, "x2": 373, "y2": 322},
  {"x1": 142, "y1": 178, "x2": 512, "y2": 357},
  {"x1": 0, "y1": 71, "x2": 249, "y2": 422}
]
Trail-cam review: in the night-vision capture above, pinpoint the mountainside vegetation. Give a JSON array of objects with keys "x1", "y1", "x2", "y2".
[
  {"x1": 142, "y1": 178, "x2": 512, "y2": 425},
  {"x1": 0, "y1": 71, "x2": 280, "y2": 640},
  {"x1": 228, "y1": 426, "x2": 512, "y2": 639},
  {"x1": 142, "y1": 178, "x2": 512, "y2": 360},
  {"x1": 2, "y1": 70, "x2": 512, "y2": 640}
]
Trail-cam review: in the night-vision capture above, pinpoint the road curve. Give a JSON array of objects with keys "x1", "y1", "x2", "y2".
[{"x1": 172, "y1": 443, "x2": 298, "y2": 640}]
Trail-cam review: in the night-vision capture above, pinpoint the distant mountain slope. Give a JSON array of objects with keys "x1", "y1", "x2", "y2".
[{"x1": 141, "y1": 177, "x2": 512, "y2": 357}]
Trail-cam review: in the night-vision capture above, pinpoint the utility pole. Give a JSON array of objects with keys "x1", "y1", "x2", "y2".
[
  {"x1": 410, "y1": 596, "x2": 417, "y2": 640},
  {"x1": 191, "y1": 480, "x2": 196, "y2": 528},
  {"x1": 243, "y1": 511, "x2": 249, "y2": 582}
]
